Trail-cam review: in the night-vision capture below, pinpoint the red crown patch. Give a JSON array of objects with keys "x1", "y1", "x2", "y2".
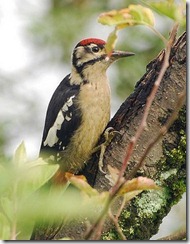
[{"x1": 78, "y1": 38, "x2": 106, "y2": 47}]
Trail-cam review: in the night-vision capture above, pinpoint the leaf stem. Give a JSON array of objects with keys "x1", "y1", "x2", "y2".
[{"x1": 148, "y1": 25, "x2": 168, "y2": 44}]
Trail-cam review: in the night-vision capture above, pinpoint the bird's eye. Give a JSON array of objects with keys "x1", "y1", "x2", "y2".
[{"x1": 91, "y1": 46, "x2": 100, "y2": 53}]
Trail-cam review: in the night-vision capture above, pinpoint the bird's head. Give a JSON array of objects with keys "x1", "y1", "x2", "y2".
[{"x1": 72, "y1": 38, "x2": 134, "y2": 75}]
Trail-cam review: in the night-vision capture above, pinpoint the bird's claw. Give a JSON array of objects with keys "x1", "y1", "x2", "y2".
[{"x1": 95, "y1": 127, "x2": 121, "y2": 174}]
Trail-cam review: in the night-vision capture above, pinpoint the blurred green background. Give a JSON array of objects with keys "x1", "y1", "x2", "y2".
[{"x1": 0, "y1": 0, "x2": 186, "y2": 239}]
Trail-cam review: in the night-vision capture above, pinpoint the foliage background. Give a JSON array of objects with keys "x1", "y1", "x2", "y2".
[{"x1": 0, "y1": 0, "x2": 186, "y2": 239}]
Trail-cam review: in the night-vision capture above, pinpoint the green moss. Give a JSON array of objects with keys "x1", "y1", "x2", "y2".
[
  {"x1": 163, "y1": 131, "x2": 186, "y2": 169},
  {"x1": 116, "y1": 189, "x2": 170, "y2": 240},
  {"x1": 102, "y1": 231, "x2": 119, "y2": 240},
  {"x1": 156, "y1": 106, "x2": 186, "y2": 206},
  {"x1": 102, "y1": 190, "x2": 170, "y2": 240}
]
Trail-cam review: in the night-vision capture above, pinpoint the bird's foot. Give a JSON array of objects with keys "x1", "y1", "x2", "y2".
[{"x1": 93, "y1": 127, "x2": 121, "y2": 174}]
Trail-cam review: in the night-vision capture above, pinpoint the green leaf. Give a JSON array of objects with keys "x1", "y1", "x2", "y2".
[
  {"x1": 146, "y1": 0, "x2": 186, "y2": 26},
  {"x1": 17, "y1": 187, "x2": 103, "y2": 227},
  {"x1": 0, "y1": 197, "x2": 13, "y2": 223},
  {"x1": 105, "y1": 28, "x2": 118, "y2": 56},
  {"x1": 128, "y1": 4, "x2": 155, "y2": 26},
  {"x1": 13, "y1": 141, "x2": 27, "y2": 166},
  {"x1": 98, "y1": 5, "x2": 155, "y2": 29},
  {"x1": 0, "y1": 197, "x2": 13, "y2": 240},
  {"x1": 0, "y1": 164, "x2": 10, "y2": 195},
  {"x1": 124, "y1": 190, "x2": 143, "y2": 203},
  {"x1": 98, "y1": 9, "x2": 131, "y2": 28},
  {"x1": 0, "y1": 212, "x2": 11, "y2": 240},
  {"x1": 17, "y1": 158, "x2": 59, "y2": 196},
  {"x1": 66, "y1": 173, "x2": 98, "y2": 197}
]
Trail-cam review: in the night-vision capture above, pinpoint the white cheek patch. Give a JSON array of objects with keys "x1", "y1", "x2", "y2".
[{"x1": 43, "y1": 95, "x2": 75, "y2": 147}]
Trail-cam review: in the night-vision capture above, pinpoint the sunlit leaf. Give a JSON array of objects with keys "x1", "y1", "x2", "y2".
[
  {"x1": 65, "y1": 173, "x2": 98, "y2": 197},
  {"x1": 98, "y1": 5, "x2": 155, "y2": 29},
  {"x1": 118, "y1": 177, "x2": 160, "y2": 196},
  {"x1": 18, "y1": 187, "x2": 102, "y2": 225},
  {"x1": 13, "y1": 141, "x2": 27, "y2": 166},
  {"x1": 0, "y1": 164, "x2": 11, "y2": 195},
  {"x1": 0, "y1": 212, "x2": 11, "y2": 240},
  {"x1": 98, "y1": 9, "x2": 131, "y2": 29},
  {"x1": 124, "y1": 190, "x2": 143, "y2": 203},
  {"x1": 17, "y1": 158, "x2": 59, "y2": 196},
  {"x1": 128, "y1": 5, "x2": 155, "y2": 26},
  {"x1": 0, "y1": 197, "x2": 14, "y2": 223},
  {"x1": 105, "y1": 28, "x2": 118, "y2": 56},
  {"x1": 146, "y1": 0, "x2": 186, "y2": 26},
  {"x1": 17, "y1": 189, "x2": 88, "y2": 240}
]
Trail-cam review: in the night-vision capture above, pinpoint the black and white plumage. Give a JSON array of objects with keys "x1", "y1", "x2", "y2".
[
  {"x1": 40, "y1": 38, "x2": 134, "y2": 176},
  {"x1": 41, "y1": 75, "x2": 81, "y2": 158}
]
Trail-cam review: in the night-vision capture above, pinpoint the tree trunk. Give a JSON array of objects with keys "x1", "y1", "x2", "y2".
[{"x1": 54, "y1": 32, "x2": 186, "y2": 240}]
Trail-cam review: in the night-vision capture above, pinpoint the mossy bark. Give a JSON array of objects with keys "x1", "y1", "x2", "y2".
[{"x1": 102, "y1": 106, "x2": 186, "y2": 240}]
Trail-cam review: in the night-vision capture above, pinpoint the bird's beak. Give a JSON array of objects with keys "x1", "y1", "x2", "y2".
[{"x1": 110, "y1": 50, "x2": 135, "y2": 60}]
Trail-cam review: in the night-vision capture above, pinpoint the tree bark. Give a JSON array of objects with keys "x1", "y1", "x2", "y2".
[{"x1": 54, "y1": 31, "x2": 186, "y2": 240}]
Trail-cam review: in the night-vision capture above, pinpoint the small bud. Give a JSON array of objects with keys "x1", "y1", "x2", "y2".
[{"x1": 105, "y1": 56, "x2": 110, "y2": 62}]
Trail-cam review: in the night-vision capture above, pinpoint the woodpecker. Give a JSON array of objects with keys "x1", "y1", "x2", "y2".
[{"x1": 40, "y1": 38, "x2": 134, "y2": 182}]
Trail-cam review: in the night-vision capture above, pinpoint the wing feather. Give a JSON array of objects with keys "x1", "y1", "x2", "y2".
[{"x1": 40, "y1": 74, "x2": 81, "y2": 158}]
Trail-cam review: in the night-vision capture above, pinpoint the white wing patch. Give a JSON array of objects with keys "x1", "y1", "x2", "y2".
[
  {"x1": 43, "y1": 95, "x2": 75, "y2": 147},
  {"x1": 43, "y1": 126, "x2": 59, "y2": 147}
]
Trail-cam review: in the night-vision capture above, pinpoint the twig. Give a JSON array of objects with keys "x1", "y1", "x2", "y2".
[
  {"x1": 148, "y1": 25, "x2": 168, "y2": 44},
  {"x1": 108, "y1": 196, "x2": 128, "y2": 240},
  {"x1": 84, "y1": 197, "x2": 111, "y2": 240},
  {"x1": 108, "y1": 209, "x2": 126, "y2": 240},
  {"x1": 114, "y1": 195, "x2": 127, "y2": 220},
  {"x1": 157, "y1": 229, "x2": 186, "y2": 240}
]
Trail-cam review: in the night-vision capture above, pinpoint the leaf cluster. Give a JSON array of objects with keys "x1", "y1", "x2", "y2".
[{"x1": 0, "y1": 142, "x2": 159, "y2": 240}]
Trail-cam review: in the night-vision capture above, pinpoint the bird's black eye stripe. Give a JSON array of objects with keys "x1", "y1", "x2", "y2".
[{"x1": 91, "y1": 46, "x2": 100, "y2": 53}]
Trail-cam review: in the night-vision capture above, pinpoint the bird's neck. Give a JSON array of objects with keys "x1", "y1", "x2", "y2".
[{"x1": 70, "y1": 64, "x2": 107, "y2": 86}]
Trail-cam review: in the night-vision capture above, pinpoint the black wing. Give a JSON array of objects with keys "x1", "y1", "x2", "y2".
[{"x1": 40, "y1": 74, "x2": 81, "y2": 158}]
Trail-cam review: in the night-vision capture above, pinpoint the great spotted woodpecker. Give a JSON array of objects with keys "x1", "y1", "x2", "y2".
[{"x1": 40, "y1": 38, "x2": 134, "y2": 181}]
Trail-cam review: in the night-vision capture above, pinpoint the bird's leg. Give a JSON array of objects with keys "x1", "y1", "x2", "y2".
[{"x1": 92, "y1": 127, "x2": 121, "y2": 174}]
